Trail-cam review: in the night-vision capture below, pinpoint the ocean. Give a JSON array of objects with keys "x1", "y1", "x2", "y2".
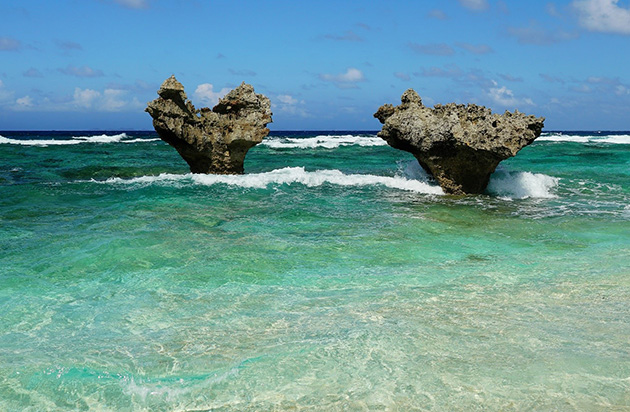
[{"x1": 1, "y1": 130, "x2": 629, "y2": 410}]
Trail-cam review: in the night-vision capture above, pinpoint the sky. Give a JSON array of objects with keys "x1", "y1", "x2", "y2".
[{"x1": 1, "y1": 0, "x2": 629, "y2": 131}]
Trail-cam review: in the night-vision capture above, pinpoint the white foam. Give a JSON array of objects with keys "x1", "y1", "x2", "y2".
[
  {"x1": 122, "y1": 137, "x2": 161, "y2": 143},
  {"x1": 600, "y1": 135, "x2": 630, "y2": 144},
  {"x1": 537, "y1": 134, "x2": 591, "y2": 143},
  {"x1": 538, "y1": 133, "x2": 630, "y2": 144},
  {"x1": 0, "y1": 135, "x2": 83, "y2": 146},
  {"x1": 487, "y1": 170, "x2": 559, "y2": 199},
  {"x1": 100, "y1": 166, "x2": 444, "y2": 194},
  {"x1": 71, "y1": 133, "x2": 129, "y2": 143},
  {"x1": 262, "y1": 134, "x2": 387, "y2": 149},
  {"x1": 0, "y1": 133, "x2": 160, "y2": 146}
]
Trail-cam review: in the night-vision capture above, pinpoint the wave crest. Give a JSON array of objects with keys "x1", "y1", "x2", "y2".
[{"x1": 99, "y1": 167, "x2": 444, "y2": 194}]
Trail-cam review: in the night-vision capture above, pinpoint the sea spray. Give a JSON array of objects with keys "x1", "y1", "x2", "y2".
[{"x1": 486, "y1": 169, "x2": 559, "y2": 199}]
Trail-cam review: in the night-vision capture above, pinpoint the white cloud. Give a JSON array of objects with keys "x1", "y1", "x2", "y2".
[
  {"x1": 73, "y1": 88, "x2": 101, "y2": 108},
  {"x1": 319, "y1": 68, "x2": 365, "y2": 88},
  {"x1": 457, "y1": 0, "x2": 489, "y2": 11},
  {"x1": 277, "y1": 94, "x2": 298, "y2": 105},
  {"x1": 2, "y1": 83, "x2": 141, "y2": 112},
  {"x1": 573, "y1": 0, "x2": 630, "y2": 34},
  {"x1": 194, "y1": 83, "x2": 231, "y2": 106},
  {"x1": 16, "y1": 96, "x2": 33, "y2": 108},
  {"x1": 273, "y1": 94, "x2": 308, "y2": 117},
  {"x1": 102, "y1": 89, "x2": 127, "y2": 111},
  {"x1": 487, "y1": 81, "x2": 535, "y2": 108},
  {"x1": 71, "y1": 87, "x2": 136, "y2": 111}
]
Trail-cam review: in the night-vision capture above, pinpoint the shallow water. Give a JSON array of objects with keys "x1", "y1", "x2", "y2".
[{"x1": 1, "y1": 130, "x2": 629, "y2": 410}]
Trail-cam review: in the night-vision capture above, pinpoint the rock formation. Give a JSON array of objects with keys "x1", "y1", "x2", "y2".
[
  {"x1": 146, "y1": 76, "x2": 272, "y2": 174},
  {"x1": 374, "y1": 89, "x2": 544, "y2": 195}
]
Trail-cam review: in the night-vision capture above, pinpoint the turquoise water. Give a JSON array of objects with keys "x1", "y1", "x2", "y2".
[{"x1": 1, "y1": 131, "x2": 629, "y2": 411}]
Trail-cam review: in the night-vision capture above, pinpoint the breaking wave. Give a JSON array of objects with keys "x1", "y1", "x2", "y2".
[
  {"x1": 95, "y1": 165, "x2": 560, "y2": 199},
  {"x1": 0, "y1": 133, "x2": 160, "y2": 146},
  {"x1": 538, "y1": 133, "x2": 630, "y2": 144},
  {"x1": 402, "y1": 161, "x2": 559, "y2": 199},
  {"x1": 97, "y1": 167, "x2": 444, "y2": 194},
  {"x1": 262, "y1": 134, "x2": 386, "y2": 149},
  {"x1": 486, "y1": 169, "x2": 559, "y2": 199}
]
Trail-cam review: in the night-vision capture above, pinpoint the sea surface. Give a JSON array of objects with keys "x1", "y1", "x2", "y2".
[{"x1": 1, "y1": 130, "x2": 629, "y2": 411}]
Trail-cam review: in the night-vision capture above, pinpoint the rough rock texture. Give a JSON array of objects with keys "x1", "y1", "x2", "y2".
[
  {"x1": 374, "y1": 89, "x2": 545, "y2": 195},
  {"x1": 146, "y1": 76, "x2": 272, "y2": 174}
]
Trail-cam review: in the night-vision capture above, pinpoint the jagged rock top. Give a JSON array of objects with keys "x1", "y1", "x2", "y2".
[
  {"x1": 158, "y1": 75, "x2": 187, "y2": 99},
  {"x1": 146, "y1": 76, "x2": 272, "y2": 174},
  {"x1": 374, "y1": 89, "x2": 545, "y2": 194}
]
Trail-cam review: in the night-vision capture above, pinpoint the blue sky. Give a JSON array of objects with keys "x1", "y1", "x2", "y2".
[{"x1": 1, "y1": 0, "x2": 629, "y2": 130}]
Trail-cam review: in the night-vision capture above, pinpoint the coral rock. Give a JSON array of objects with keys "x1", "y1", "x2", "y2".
[
  {"x1": 374, "y1": 89, "x2": 544, "y2": 194},
  {"x1": 146, "y1": 76, "x2": 272, "y2": 174}
]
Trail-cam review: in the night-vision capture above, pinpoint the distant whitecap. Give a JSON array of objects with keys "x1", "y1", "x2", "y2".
[
  {"x1": 538, "y1": 133, "x2": 630, "y2": 144},
  {"x1": 0, "y1": 133, "x2": 160, "y2": 146},
  {"x1": 262, "y1": 134, "x2": 387, "y2": 149}
]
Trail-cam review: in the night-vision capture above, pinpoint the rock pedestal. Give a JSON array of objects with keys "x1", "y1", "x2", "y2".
[
  {"x1": 146, "y1": 76, "x2": 272, "y2": 174},
  {"x1": 374, "y1": 89, "x2": 544, "y2": 194}
]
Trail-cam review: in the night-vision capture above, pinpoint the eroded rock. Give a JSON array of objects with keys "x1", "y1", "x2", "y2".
[
  {"x1": 146, "y1": 75, "x2": 272, "y2": 174},
  {"x1": 374, "y1": 89, "x2": 545, "y2": 194}
]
